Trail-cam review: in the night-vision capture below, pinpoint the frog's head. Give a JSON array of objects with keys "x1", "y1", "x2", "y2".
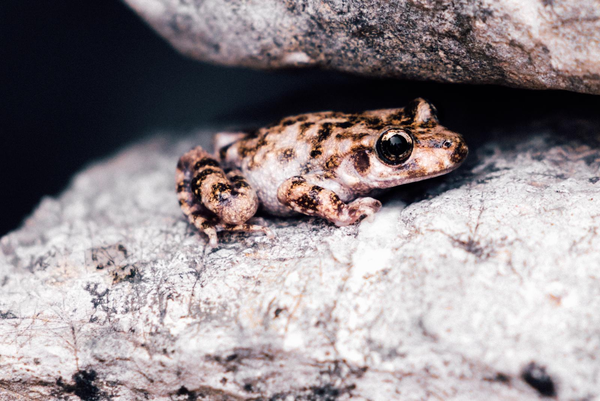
[{"x1": 349, "y1": 98, "x2": 468, "y2": 190}]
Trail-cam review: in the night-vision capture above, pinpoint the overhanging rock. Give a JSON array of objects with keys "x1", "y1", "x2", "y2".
[{"x1": 124, "y1": 0, "x2": 600, "y2": 94}]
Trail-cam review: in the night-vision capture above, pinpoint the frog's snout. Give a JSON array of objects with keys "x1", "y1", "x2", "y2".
[{"x1": 450, "y1": 137, "x2": 468, "y2": 164}]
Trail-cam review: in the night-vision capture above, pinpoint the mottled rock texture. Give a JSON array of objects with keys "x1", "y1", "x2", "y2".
[
  {"x1": 123, "y1": 0, "x2": 600, "y2": 94},
  {"x1": 1, "y1": 117, "x2": 599, "y2": 400}
]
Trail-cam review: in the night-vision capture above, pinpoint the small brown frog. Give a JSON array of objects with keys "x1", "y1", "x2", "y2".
[{"x1": 176, "y1": 98, "x2": 468, "y2": 247}]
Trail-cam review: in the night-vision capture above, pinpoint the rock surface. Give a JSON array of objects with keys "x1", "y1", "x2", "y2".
[
  {"x1": 123, "y1": 0, "x2": 600, "y2": 94},
  {"x1": 1, "y1": 119, "x2": 600, "y2": 400}
]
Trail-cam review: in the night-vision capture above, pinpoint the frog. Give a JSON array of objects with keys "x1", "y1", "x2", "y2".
[{"x1": 176, "y1": 98, "x2": 468, "y2": 247}]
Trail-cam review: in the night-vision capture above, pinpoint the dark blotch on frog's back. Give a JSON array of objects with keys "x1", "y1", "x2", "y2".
[
  {"x1": 310, "y1": 146, "x2": 323, "y2": 158},
  {"x1": 332, "y1": 121, "x2": 355, "y2": 129},
  {"x1": 341, "y1": 114, "x2": 385, "y2": 130},
  {"x1": 270, "y1": 114, "x2": 309, "y2": 128},
  {"x1": 298, "y1": 121, "x2": 315, "y2": 138},
  {"x1": 316, "y1": 122, "x2": 334, "y2": 142},
  {"x1": 238, "y1": 135, "x2": 268, "y2": 158}
]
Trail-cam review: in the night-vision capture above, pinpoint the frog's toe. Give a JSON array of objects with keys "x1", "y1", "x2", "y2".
[
  {"x1": 340, "y1": 197, "x2": 382, "y2": 226},
  {"x1": 203, "y1": 226, "x2": 219, "y2": 248}
]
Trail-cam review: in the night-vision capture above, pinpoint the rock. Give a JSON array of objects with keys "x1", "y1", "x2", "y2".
[
  {"x1": 123, "y1": 0, "x2": 600, "y2": 94},
  {"x1": 1, "y1": 119, "x2": 600, "y2": 400}
]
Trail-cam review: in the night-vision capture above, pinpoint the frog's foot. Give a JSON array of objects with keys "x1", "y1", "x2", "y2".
[
  {"x1": 337, "y1": 197, "x2": 382, "y2": 226},
  {"x1": 217, "y1": 223, "x2": 274, "y2": 239},
  {"x1": 177, "y1": 146, "x2": 266, "y2": 247},
  {"x1": 177, "y1": 147, "x2": 259, "y2": 224},
  {"x1": 277, "y1": 176, "x2": 382, "y2": 226},
  {"x1": 191, "y1": 221, "x2": 272, "y2": 248},
  {"x1": 187, "y1": 218, "x2": 273, "y2": 248},
  {"x1": 184, "y1": 210, "x2": 220, "y2": 248}
]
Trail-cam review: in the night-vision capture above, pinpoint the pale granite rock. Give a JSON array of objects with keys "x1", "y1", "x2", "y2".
[
  {"x1": 123, "y1": 0, "x2": 600, "y2": 94},
  {"x1": 1, "y1": 119, "x2": 599, "y2": 400}
]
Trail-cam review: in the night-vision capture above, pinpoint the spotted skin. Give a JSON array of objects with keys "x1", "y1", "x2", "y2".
[{"x1": 176, "y1": 98, "x2": 468, "y2": 246}]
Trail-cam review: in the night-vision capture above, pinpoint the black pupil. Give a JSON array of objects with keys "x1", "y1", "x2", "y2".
[
  {"x1": 376, "y1": 132, "x2": 413, "y2": 165},
  {"x1": 387, "y1": 134, "x2": 410, "y2": 156}
]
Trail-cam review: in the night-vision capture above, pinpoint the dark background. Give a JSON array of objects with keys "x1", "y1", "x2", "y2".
[{"x1": 1, "y1": 0, "x2": 598, "y2": 236}]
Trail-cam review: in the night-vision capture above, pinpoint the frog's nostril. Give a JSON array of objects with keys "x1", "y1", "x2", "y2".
[{"x1": 442, "y1": 140, "x2": 453, "y2": 149}]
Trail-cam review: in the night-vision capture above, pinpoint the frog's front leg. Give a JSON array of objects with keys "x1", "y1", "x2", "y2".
[
  {"x1": 176, "y1": 146, "x2": 271, "y2": 247},
  {"x1": 277, "y1": 176, "x2": 382, "y2": 226}
]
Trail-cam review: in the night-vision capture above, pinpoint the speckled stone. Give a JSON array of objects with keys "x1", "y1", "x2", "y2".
[
  {"x1": 1, "y1": 119, "x2": 599, "y2": 400},
  {"x1": 123, "y1": 0, "x2": 600, "y2": 94}
]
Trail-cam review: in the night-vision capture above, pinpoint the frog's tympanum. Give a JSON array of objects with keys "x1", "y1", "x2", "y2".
[{"x1": 176, "y1": 98, "x2": 468, "y2": 246}]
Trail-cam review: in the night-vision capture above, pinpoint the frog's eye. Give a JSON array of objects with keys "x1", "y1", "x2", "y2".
[{"x1": 376, "y1": 129, "x2": 413, "y2": 165}]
